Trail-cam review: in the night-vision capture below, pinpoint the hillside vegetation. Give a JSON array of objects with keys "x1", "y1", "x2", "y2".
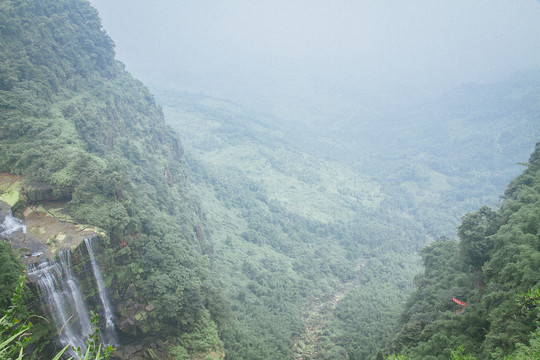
[
  {"x1": 162, "y1": 99, "x2": 429, "y2": 359},
  {"x1": 159, "y1": 89, "x2": 538, "y2": 359},
  {"x1": 1, "y1": 0, "x2": 539, "y2": 359},
  {"x1": 382, "y1": 143, "x2": 540, "y2": 359},
  {"x1": 0, "y1": 0, "x2": 224, "y2": 357}
]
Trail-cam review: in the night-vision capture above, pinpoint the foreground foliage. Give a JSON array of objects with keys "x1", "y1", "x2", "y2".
[{"x1": 0, "y1": 276, "x2": 30, "y2": 359}]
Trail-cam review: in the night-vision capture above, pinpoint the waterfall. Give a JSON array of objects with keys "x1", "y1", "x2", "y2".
[
  {"x1": 59, "y1": 251, "x2": 91, "y2": 335},
  {"x1": 28, "y1": 238, "x2": 120, "y2": 358},
  {"x1": 27, "y1": 255, "x2": 91, "y2": 359},
  {"x1": 84, "y1": 237, "x2": 118, "y2": 346},
  {"x1": 0, "y1": 210, "x2": 26, "y2": 236},
  {"x1": 6, "y1": 208, "x2": 120, "y2": 354}
]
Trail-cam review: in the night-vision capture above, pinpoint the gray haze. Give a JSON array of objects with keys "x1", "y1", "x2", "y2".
[{"x1": 89, "y1": 0, "x2": 540, "y2": 107}]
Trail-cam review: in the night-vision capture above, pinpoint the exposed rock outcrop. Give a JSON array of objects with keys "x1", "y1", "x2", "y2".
[
  {"x1": 1, "y1": 174, "x2": 105, "y2": 263},
  {"x1": 24, "y1": 182, "x2": 56, "y2": 203},
  {"x1": 0, "y1": 174, "x2": 25, "y2": 213}
]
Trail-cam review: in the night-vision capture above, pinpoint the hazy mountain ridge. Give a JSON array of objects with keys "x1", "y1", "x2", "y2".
[
  {"x1": 157, "y1": 77, "x2": 539, "y2": 238},
  {"x1": 159, "y1": 83, "x2": 538, "y2": 359},
  {"x1": 1, "y1": 0, "x2": 539, "y2": 359}
]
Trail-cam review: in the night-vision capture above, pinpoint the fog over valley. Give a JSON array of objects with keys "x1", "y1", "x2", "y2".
[
  {"x1": 1, "y1": 1, "x2": 540, "y2": 359},
  {"x1": 89, "y1": 0, "x2": 540, "y2": 109}
]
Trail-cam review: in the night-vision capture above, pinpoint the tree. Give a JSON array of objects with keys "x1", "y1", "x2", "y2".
[
  {"x1": 0, "y1": 242, "x2": 25, "y2": 310},
  {"x1": 458, "y1": 206, "x2": 498, "y2": 287}
]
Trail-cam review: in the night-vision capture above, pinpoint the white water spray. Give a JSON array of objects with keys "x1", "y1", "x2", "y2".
[
  {"x1": 0, "y1": 210, "x2": 26, "y2": 236},
  {"x1": 84, "y1": 237, "x2": 118, "y2": 346},
  {"x1": 27, "y1": 256, "x2": 91, "y2": 359},
  {"x1": 59, "y1": 251, "x2": 91, "y2": 335}
]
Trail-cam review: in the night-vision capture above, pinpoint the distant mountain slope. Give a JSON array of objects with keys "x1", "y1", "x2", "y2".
[
  {"x1": 162, "y1": 94, "x2": 430, "y2": 359},
  {"x1": 310, "y1": 76, "x2": 540, "y2": 236},
  {"x1": 157, "y1": 77, "x2": 538, "y2": 359},
  {"x1": 157, "y1": 75, "x2": 539, "y2": 239}
]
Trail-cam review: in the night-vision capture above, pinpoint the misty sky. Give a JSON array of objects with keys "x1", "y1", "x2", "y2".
[{"x1": 89, "y1": 0, "x2": 540, "y2": 105}]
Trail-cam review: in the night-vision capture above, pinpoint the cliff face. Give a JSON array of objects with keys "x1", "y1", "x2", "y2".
[{"x1": 0, "y1": 1, "x2": 224, "y2": 358}]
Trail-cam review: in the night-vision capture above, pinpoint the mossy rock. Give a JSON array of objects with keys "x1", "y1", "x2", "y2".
[
  {"x1": 0, "y1": 175, "x2": 26, "y2": 214},
  {"x1": 47, "y1": 207, "x2": 75, "y2": 222},
  {"x1": 34, "y1": 205, "x2": 50, "y2": 216},
  {"x1": 1, "y1": 190, "x2": 21, "y2": 208},
  {"x1": 134, "y1": 311, "x2": 148, "y2": 322},
  {"x1": 24, "y1": 182, "x2": 57, "y2": 203},
  {"x1": 31, "y1": 226, "x2": 47, "y2": 235}
]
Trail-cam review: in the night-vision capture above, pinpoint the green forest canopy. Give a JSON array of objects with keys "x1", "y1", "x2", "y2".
[
  {"x1": 383, "y1": 143, "x2": 540, "y2": 359},
  {"x1": 0, "y1": 0, "x2": 539, "y2": 359}
]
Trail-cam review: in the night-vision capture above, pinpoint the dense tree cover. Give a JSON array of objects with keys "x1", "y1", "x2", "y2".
[
  {"x1": 0, "y1": 241, "x2": 25, "y2": 310},
  {"x1": 162, "y1": 100, "x2": 434, "y2": 359},
  {"x1": 222, "y1": 76, "x2": 540, "y2": 238},
  {"x1": 2, "y1": 0, "x2": 538, "y2": 359},
  {"x1": 159, "y1": 85, "x2": 537, "y2": 359},
  {"x1": 0, "y1": 0, "x2": 225, "y2": 357},
  {"x1": 458, "y1": 206, "x2": 499, "y2": 275},
  {"x1": 382, "y1": 143, "x2": 540, "y2": 359}
]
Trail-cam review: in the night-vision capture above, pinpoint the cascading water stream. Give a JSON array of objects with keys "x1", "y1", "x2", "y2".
[
  {"x1": 3, "y1": 208, "x2": 120, "y2": 354},
  {"x1": 59, "y1": 251, "x2": 91, "y2": 335},
  {"x1": 84, "y1": 237, "x2": 118, "y2": 346},
  {"x1": 0, "y1": 210, "x2": 26, "y2": 236},
  {"x1": 27, "y1": 256, "x2": 90, "y2": 359}
]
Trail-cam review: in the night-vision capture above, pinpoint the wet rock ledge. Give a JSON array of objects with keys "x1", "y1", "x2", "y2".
[{"x1": 0, "y1": 173, "x2": 105, "y2": 264}]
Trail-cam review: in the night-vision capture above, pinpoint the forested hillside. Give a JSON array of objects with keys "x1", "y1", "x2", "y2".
[
  {"x1": 1, "y1": 0, "x2": 539, "y2": 359},
  {"x1": 0, "y1": 0, "x2": 225, "y2": 358},
  {"x1": 382, "y1": 143, "x2": 540, "y2": 359},
  {"x1": 162, "y1": 96, "x2": 428, "y2": 359},
  {"x1": 232, "y1": 76, "x2": 540, "y2": 238},
  {"x1": 158, "y1": 89, "x2": 538, "y2": 359}
]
